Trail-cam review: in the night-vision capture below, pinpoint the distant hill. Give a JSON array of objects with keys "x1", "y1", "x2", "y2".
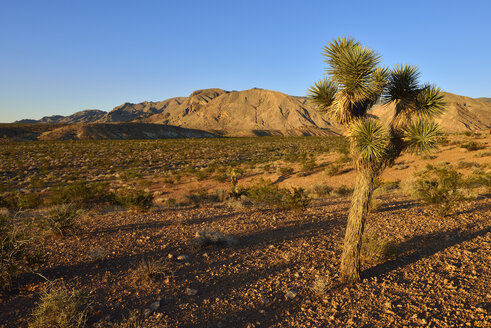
[
  {"x1": 138, "y1": 88, "x2": 340, "y2": 136},
  {"x1": 37, "y1": 123, "x2": 217, "y2": 140},
  {"x1": 477, "y1": 97, "x2": 491, "y2": 103},
  {"x1": 8, "y1": 88, "x2": 491, "y2": 140},
  {"x1": 369, "y1": 92, "x2": 491, "y2": 133},
  {"x1": 0, "y1": 123, "x2": 217, "y2": 141},
  {"x1": 16, "y1": 110, "x2": 106, "y2": 124}
]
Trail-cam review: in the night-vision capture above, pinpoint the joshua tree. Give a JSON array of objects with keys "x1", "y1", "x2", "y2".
[{"x1": 308, "y1": 37, "x2": 445, "y2": 283}]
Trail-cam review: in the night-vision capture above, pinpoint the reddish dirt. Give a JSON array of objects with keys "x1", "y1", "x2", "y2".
[{"x1": 1, "y1": 193, "x2": 489, "y2": 327}]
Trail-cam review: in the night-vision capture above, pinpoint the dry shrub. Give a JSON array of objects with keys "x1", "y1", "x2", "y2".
[
  {"x1": 361, "y1": 230, "x2": 400, "y2": 262},
  {"x1": 131, "y1": 258, "x2": 173, "y2": 285},
  {"x1": 311, "y1": 184, "x2": 333, "y2": 197},
  {"x1": 311, "y1": 276, "x2": 333, "y2": 295},
  {"x1": 194, "y1": 229, "x2": 238, "y2": 248},
  {"x1": 42, "y1": 204, "x2": 84, "y2": 236},
  {"x1": 29, "y1": 282, "x2": 88, "y2": 328},
  {"x1": 1, "y1": 214, "x2": 30, "y2": 289}
]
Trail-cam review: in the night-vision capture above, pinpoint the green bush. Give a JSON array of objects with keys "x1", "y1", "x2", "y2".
[
  {"x1": 334, "y1": 185, "x2": 353, "y2": 196},
  {"x1": 324, "y1": 163, "x2": 342, "y2": 176},
  {"x1": 414, "y1": 164, "x2": 471, "y2": 216},
  {"x1": 115, "y1": 189, "x2": 153, "y2": 211},
  {"x1": 311, "y1": 184, "x2": 333, "y2": 197},
  {"x1": 278, "y1": 166, "x2": 294, "y2": 175},
  {"x1": 49, "y1": 181, "x2": 114, "y2": 206},
  {"x1": 301, "y1": 158, "x2": 316, "y2": 173},
  {"x1": 247, "y1": 180, "x2": 310, "y2": 210},
  {"x1": 0, "y1": 192, "x2": 42, "y2": 210},
  {"x1": 460, "y1": 141, "x2": 485, "y2": 151}
]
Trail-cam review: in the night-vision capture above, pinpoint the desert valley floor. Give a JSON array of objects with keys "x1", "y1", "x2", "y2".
[{"x1": 0, "y1": 134, "x2": 490, "y2": 327}]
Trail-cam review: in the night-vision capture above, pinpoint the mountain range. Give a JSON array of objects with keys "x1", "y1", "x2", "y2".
[{"x1": 8, "y1": 88, "x2": 491, "y2": 140}]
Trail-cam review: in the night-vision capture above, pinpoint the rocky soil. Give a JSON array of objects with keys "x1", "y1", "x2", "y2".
[{"x1": 1, "y1": 193, "x2": 489, "y2": 327}]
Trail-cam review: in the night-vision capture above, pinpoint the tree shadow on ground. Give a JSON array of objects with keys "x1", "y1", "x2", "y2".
[{"x1": 363, "y1": 225, "x2": 491, "y2": 279}]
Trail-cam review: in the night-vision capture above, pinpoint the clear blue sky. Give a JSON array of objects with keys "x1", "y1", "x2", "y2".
[{"x1": 1, "y1": 0, "x2": 490, "y2": 122}]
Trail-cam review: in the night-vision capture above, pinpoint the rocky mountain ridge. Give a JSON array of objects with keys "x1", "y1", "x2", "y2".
[{"x1": 11, "y1": 88, "x2": 491, "y2": 140}]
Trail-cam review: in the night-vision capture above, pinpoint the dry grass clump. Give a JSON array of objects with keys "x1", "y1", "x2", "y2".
[
  {"x1": 42, "y1": 204, "x2": 84, "y2": 237},
  {"x1": 131, "y1": 258, "x2": 173, "y2": 285},
  {"x1": 1, "y1": 214, "x2": 30, "y2": 289},
  {"x1": 29, "y1": 282, "x2": 88, "y2": 328},
  {"x1": 193, "y1": 229, "x2": 238, "y2": 248},
  {"x1": 311, "y1": 276, "x2": 333, "y2": 295},
  {"x1": 361, "y1": 230, "x2": 400, "y2": 262}
]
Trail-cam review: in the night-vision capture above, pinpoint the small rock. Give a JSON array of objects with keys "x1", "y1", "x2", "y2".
[
  {"x1": 177, "y1": 254, "x2": 189, "y2": 261},
  {"x1": 167, "y1": 253, "x2": 173, "y2": 259},
  {"x1": 285, "y1": 289, "x2": 298, "y2": 299},
  {"x1": 150, "y1": 301, "x2": 160, "y2": 311},
  {"x1": 143, "y1": 308, "x2": 151, "y2": 317},
  {"x1": 186, "y1": 287, "x2": 198, "y2": 296}
]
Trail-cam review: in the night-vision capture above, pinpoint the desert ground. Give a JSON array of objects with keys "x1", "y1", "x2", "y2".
[{"x1": 0, "y1": 133, "x2": 490, "y2": 327}]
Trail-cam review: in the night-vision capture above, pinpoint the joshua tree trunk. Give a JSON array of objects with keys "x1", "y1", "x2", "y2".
[{"x1": 340, "y1": 166, "x2": 377, "y2": 283}]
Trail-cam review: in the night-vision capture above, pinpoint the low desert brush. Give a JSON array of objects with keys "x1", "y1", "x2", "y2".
[
  {"x1": 1, "y1": 214, "x2": 30, "y2": 289},
  {"x1": 50, "y1": 181, "x2": 114, "y2": 206},
  {"x1": 459, "y1": 141, "x2": 485, "y2": 151},
  {"x1": 0, "y1": 191, "x2": 42, "y2": 210},
  {"x1": 131, "y1": 258, "x2": 173, "y2": 285},
  {"x1": 324, "y1": 163, "x2": 342, "y2": 176},
  {"x1": 334, "y1": 185, "x2": 353, "y2": 196},
  {"x1": 361, "y1": 231, "x2": 400, "y2": 262},
  {"x1": 42, "y1": 204, "x2": 83, "y2": 236},
  {"x1": 29, "y1": 281, "x2": 88, "y2": 328},
  {"x1": 247, "y1": 179, "x2": 310, "y2": 210},
  {"x1": 115, "y1": 188, "x2": 153, "y2": 211},
  {"x1": 414, "y1": 164, "x2": 472, "y2": 216},
  {"x1": 311, "y1": 184, "x2": 333, "y2": 197}
]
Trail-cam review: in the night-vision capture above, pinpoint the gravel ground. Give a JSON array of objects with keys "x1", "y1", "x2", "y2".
[{"x1": 1, "y1": 193, "x2": 490, "y2": 327}]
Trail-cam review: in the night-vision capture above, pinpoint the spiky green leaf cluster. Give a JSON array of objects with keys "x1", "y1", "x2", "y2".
[
  {"x1": 384, "y1": 65, "x2": 446, "y2": 129},
  {"x1": 307, "y1": 78, "x2": 337, "y2": 112},
  {"x1": 412, "y1": 85, "x2": 446, "y2": 119},
  {"x1": 349, "y1": 118, "x2": 390, "y2": 165},
  {"x1": 323, "y1": 37, "x2": 381, "y2": 102},
  {"x1": 308, "y1": 37, "x2": 387, "y2": 125},
  {"x1": 383, "y1": 64, "x2": 420, "y2": 105},
  {"x1": 403, "y1": 119, "x2": 441, "y2": 155}
]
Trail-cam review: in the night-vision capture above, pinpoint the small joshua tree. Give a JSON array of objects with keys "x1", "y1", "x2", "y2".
[{"x1": 308, "y1": 37, "x2": 445, "y2": 283}]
